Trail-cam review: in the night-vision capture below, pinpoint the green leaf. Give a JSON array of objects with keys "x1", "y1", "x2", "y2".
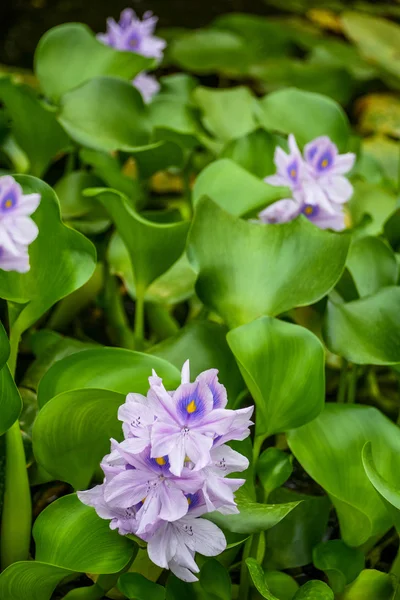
[
  {"x1": 362, "y1": 442, "x2": 400, "y2": 531},
  {"x1": 288, "y1": 403, "x2": 400, "y2": 546},
  {"x1": 118, "y1": 573, "x2": 165, "y2": 600},
  {"x1": 37, "y1": 348, "x2": 180, "y2": 408},
  {"x1": 313, "y1": 540, "x2": 365, "y2": 594},
  {"x1": 293, "y1": 580, "x2": 334, "y2": 600},
  {"x1": 257, "y1": 448, "x2": 293, "y2": 498},
  {"x1": 188, "y1": 198, "x2": 350, "y2": 327},
  {"x1": 220, "y1": 129, "x2": 277, "y2": 178},
  {"x1": 132, "y1": 141, "x2": 184, "y2": 179},
  {"x1": 0, "y1": 78, "x2": 70, "y2": 177},
  {"x1": 149, "y1": 97, "x2": 201, "y2": 148},
  {"x1": 0, "y1": 321, "x2": 9, "y2": 367},
  {"x1": 349, "y1": 181, "x2": 397, "y2": 236},
  {"x1": 341, "y1": 570, "x2": 399, "y2": 600},
  {"x1": 0, "y1": 323, "x2": 22, "y2": 435},
  {"x1": 150, "y1": 321, "x2": 244, "y2": 405},
  {"x1": 0, "y1": 562, "x2": 73, "y2": 600},
  {"x1": 90, "y1": 188, "x2": 189, "y2": 292},
  {"x1": 227, "y1": 316, "x2": 325, "y2": 437},
  {"x1": 346, "y1": 236, "x2": 398, "y2": 297},
  {"x1": 0, "y1": 176, "x2": 96, "y2": 335},
  {"x1": 58, "y1": 77, "x2": 151, "y2": 151},
  {"x1": 265, "y1": 571, "x2": 299, "y2": 600},
  {"x1": 361, "y1": 135, "x2": 400, "y2": 186},
  {"x1": 192, "y1": 159, "x2": 287, "y2": 216},
  {"x1": 207, "y1": 489, "x2": 300, "y2": 534},
  {"x1": 169, "y1": 29, "x2": 248, "y2": 74},
  {"x1": 342, "y1": 12, "x2": 400, "y2": 84},
  {"x1": 53, "y1": 171, "x2": 104, "y2": 219},
  {"x1": 193, "y1": 86, "x2": 257, "y2": 142},
  {"x1": 265, "y1": 488, "x2": 331, "y2": 570},
  {"x1": 34, "y1": 494, "x2": 135, "y2": 572},
  {"x1": 257, "y1": 88, "x2": 350, "y2": 150},
  {"x1": 323, "y1": 287, "x2": 400, "y2": 365},
  {"x1": 200, "y1": 559, "x2": 231, "y2": 600},
  {"x1": 35, "y1": 23, "x2": 152, "y2": 102},
  {"x1": 246, "y1": 558, "x2": 279, "y2": 600},
  {"x1": 33, "y1": 389, "x2": 125, "y2": 488}
]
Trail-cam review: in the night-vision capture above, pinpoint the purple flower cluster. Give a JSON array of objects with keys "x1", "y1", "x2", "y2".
[
  {"x1": 98, "y1": 9, "x2": 166, "y2": 103},
  {"x1": 78, "y1": 361, "x2": 253, "y2": 582},
  {"x1": 0, "y1": 176, "x2": 40, "y2": 273},
  {"x1": 259, "y1": 135, "x2": 356, "y2": 231}
]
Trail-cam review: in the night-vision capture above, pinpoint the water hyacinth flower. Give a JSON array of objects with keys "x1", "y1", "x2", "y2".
[
  {"x1": 0, "y1": 175, "x2": 40, "y2": 273},
  {"x1": 98, "y1": 9, "x2": 166, "y2": 103},
  {"x1": 261, "y1": 134, "x2": 355, "y2": 231},
  {"x1": 78, "y1": 361, "x2": 253, "y2": 582}
]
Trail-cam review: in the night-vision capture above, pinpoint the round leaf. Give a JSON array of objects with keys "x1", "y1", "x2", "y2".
[
  {"x1": 188, "y1": 198, "x2": 350, "y2": 327},
  {"x1": 58, "y1": 77, "x2": 151, "y2": 152},
  {"x1": 346, "y1": 236, "x2": 398, "y2": 297},
  {"x1": 0, "y1": 176, "x2": 96, "y2": 334},
  {"x1": 257, "y1": 88, "x2": 350, "y2": 150},
  {"x1": 37, "y1": 348, "x2": 181, "y2": 408},
  {"x1": 293, "y1": 580, "x2": 334, "y2": 600},
  {"x1": 340, "y1": 570, "x2": 398, "y2": 600},
  {"x1": 227, "y1": 316, "x2": 325, "y2": 437},
  {"x1": 118, "y1": 573, "x2": 165, "y2": 600},
  {"x1": 35, "y1": 23, "x2": 152, "y2": 102},
  {"x1": 221, "y1": 129, "x2": 277, "y2": 178},
  {"x1": 323, "y1": 287, "x2": 400, "y2": 365},
  {"x1": 313, "y1": 540, "x2": 365, "y2": 594},
  {"x1": 288, "y1": 403, "x2": 400, "y2": 546}
]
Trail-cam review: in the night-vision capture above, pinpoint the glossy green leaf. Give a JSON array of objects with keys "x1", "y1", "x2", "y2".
[
  {"x1": 0, "y1": 176, "x2": 96, "y2": 335},
  {"x1": 53, "y1": 171, "x2": 104, "y2": 219},
  {"x1": 58, "y1": 77, "x2": 151, "y2": 151},
  {"x1": 342, "y1": 12, "x2": 400, "y2": 83},
  {"x1": 118, "y1": 573, "x2": 165, "y2": 600},
  {"x1": 150, "y1": 321, "x2": 244, "y2": 405},
  {"x1": 107, "y1": 232, "x2": 196, "y2": 305},
  {"x1": 0, "y1": 364, "x2": 22, "y2": 436},
  {"x1": 257, "y1": 88, "x2": 350, "y2": 150},
  {"x1": 0, "y1": 562, "x2": 73, "y2": 600},
  {"x1": 192, "y1": 159, "x2": 287, "y2": 216},
  {"x1": 293, "y1": 580, "x2": 334, "y2": 600},
  {"x1": 265, "y1": 488, "x2": 331, "y2": 570},
  {"x1": 35, "y1": 23, "x2": 152, "y2": 101},
  {"x1": 341, "y1": 569, "x2": 398, "y2": 600},
  {"x1": 346, "y1": 236, "x2": 398, "y2": 297},
  {"x1": 33, "y1": 389, "x2": 125, "y2": 488},
  {"x1": 349, "y1": 182, "x2": 397, "y2": 236},
  {"x1": 362, "y1": 442, "x2": 400, "y2": 530},
  {"x1": 193, "y1": 86, "x2": 257, "y2": 142},
  {"x1": 362, "y1": 135, "x2": 399, "y2": 186},
  {"x1": 0, "y1": 321, "x2": 9, "y2": 367},
  {"x1": 159, "y1": 73, "x2": 198, "y2": 101},
  {"x1": 149, "y1": 97, "x2": 201, "y2": 147},
  {"x1": 313, "y1": 540, "x2": 365, "y2": 593},
  {"x1": 288, "y1": 403, "x2": 400, "y2": 546},
  {"x1": 228, "y1": 316, "x2": 325, "y2": 437},
  {"x1": 323, "y1": 287, "x2": 400, "y2": 365},
  {"x1": 220, "y1": 129, "x2": 277, "y2": 178},
  {"x1": 0, "y1": 78, "x2": 70, "y2": 177},
  {"x1": 34, "y1": 494, "x2": 135, "y2": 572},
  {"x1": 246, "y1": 558, "x2": 279, "y2": 600},
  {"x1": 200, "y1": 559, "x2": 231, "y2": 600},
  {"x1": 165, "y1": 575, "x2": 193, "y2": 600},
  {"x1": 207, "y1": 489, "x2": 300, "y2": 534},
  {"x1": 37, "y1": 348, "x2": 180, "y2": 408},
  {"x1": 188, "y1": 198, "x2": 350, "y2": 327},
  {"x1": 265, "y1": 571, "x2": 299, "y2": 600},
  {"x1": 257, "y1": 448, "x2": 293, "y2": 498},
  {"x1": 90, "y1": 188, "x2": 189, "y2": 292},
  {"x1": 132, "y1": 141, "x2": 184, "y2": 179},
  {"x1": 80, "y1": 148, "x2": 140, "y2": 199}
]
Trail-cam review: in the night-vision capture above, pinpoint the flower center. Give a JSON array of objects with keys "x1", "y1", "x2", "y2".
[
  {"x1": 304, "y1": 205, "x2": 314, "y2": 215},
  {"x1": 290, "y1": 168, "x2": 296, "y2": 178},
  {"x1": 187, "y1": 400, "x2": 197, "y2": 414},
  {"x1": 321, "y1": 159, "x2": 329, "y2": 168},
  {"x1": 155, "y1": 457, "x2": 166, "y2": 466},
  {"x1": 4, "y1": 199, "x2": 13, "y2": 209}
]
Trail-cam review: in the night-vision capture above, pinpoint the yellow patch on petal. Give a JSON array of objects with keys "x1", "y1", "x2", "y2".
[
  {"x1": 187, "y1": 496, "x2": 192, "y2": 505},
  {"x1": 290, "y1": 168, "x2": 297, "y2": 178},
  {"x1": 4, "y1": 199, "x2": 13, "y2": 209},
  {"x1": 321, "y1": 159, "x2": 329, "y2": 168},
  {"x1": 304, "y1": 206, "x2": 314, "y2": 215},
  {"x1": 187, "y1": 400, "x2": 197, "y2": 414},
  {"x1": 155, "y1": 457, "x2": 166, "y2": 466}
]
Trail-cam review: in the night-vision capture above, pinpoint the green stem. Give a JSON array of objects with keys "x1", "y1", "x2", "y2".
[
  {"x1": 146, "y1": 303, "x2": 179, "y2": 341},
  {"x1": 337, "y1": 359, "x2": 348, "y2": 403},
  {"x1": 134, "y1": 287, "x2": 145, "y2": 351},
  {"x1": 238, "y1": 536, "x2": 252, "y2": 600},
  {"x1": 1, "y1": 325, "x2": 32, "y2": 569},
  {"x1": 347, "y1": 364, "x2": 358, "y2": 404},
  {"x1": 252, "y1": 434, "x2": 265, "y2": 471}
]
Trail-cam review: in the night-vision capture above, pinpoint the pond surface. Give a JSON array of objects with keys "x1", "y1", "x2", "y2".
[{"x1": 1, "y1": 0, "x2": 268, "y2": 68}]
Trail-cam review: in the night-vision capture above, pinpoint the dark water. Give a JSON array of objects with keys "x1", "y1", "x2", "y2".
[{"x1": 0, "y1": 0, "x2": 268, "y2": 68}]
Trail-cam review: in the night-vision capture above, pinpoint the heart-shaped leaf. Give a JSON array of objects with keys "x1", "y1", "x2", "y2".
[
  {"x1": 323, "y1": 287, "x2": 400, "y2": 365},
  {"x1": 220, "y1": 129, "x2": 277, "y2": 178},
  {"x1": 35, "y1": 23, "x2": 152, "y2": 102},
  {"x1": 313, "y1": 540, "x2": 365, "y2": 594},
  {"x1": 227, "y1": 316, "x2": 325, "y2": 438},
  {"x1": 118, "y1": 573, "x2": 165, "y2": 600},
  {"x1": 58, "y1": 77, "x2": 151, "y2": 151},
  {"x1": 257, "y1": 88, "x2": 350, "y2": 150},
  {"x1": 188, "y1": 198, "x2": 350, "y2": 327},
  {"x1": 0, "y1": 78, "x2": 70, "y2": 177},
  {"x1": 257, "y1": 448, "x2": 293, "y2": 499},
  {"x1": 37, "y1": 348, "x2": 180, "y2": 408},
  {"x1": 340, "y1": 569, "x2": 398, "y2": 600},
  {"x1": 0, "y1": 176, "x2": 96, "y2": 336},
  {"x1": 192, "y1": 159, "x2": 288, "y2": 216},
  {"x1": 288, "y1": 403, "x2": 400, "y2": 546},
  {"x1": 293, "y1": 581, "x2": 334, "y2": 600},
  {"x1": 346, "y1": 236, "x2": 398, "y2": 297}
]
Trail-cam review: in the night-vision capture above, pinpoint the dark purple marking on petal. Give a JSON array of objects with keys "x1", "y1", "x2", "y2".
[
  {"x1": 302, "y1": 204, "x2": 319, "y2": 218},
  {"x1": 0, "y1": 188, "x2": 18, "y2": 214},
  {"x1": 317, "y1": 151, "x2": 333, "y2": 173},
  {"x1": 176, "y1": 383, "x2": 208, "y2": 423},
  {"x1": 186, "y1": 491, "x2": 202, "y2": 511},
  {"x1": 306, "y1": 145, "x2": 318, "y2": 162},
  {"x1": 286, "y1": 159, "x2": 299, "y2": 184}
]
